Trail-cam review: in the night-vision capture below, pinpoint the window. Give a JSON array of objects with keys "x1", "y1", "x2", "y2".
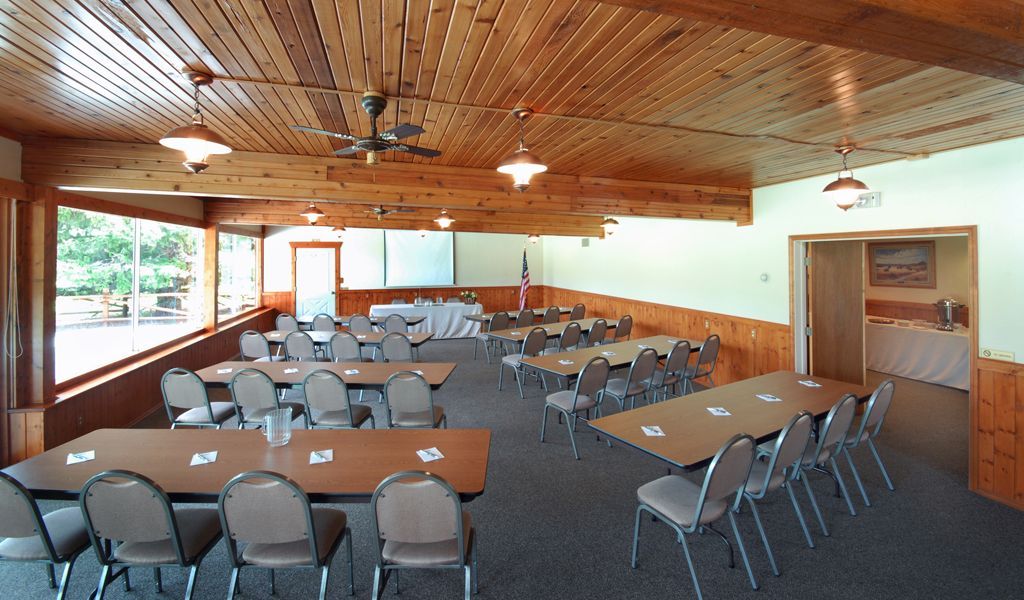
[
  {"x1": 56, "y1": 207, "x2": 204, "y2": 382},
  {"x1": 218, "y1": 232, "x2": 258, "y2": 318}
]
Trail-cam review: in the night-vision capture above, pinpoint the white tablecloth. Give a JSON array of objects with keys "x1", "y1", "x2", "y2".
[
  {"x1": 369, "y1": 303, "x2": 484, "y2": 339},
  {"x1": 865, "y1": 318, "x2": 970, "y2": 390}
]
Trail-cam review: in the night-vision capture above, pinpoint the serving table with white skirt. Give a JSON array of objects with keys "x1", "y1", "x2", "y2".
[
  {"x1": 369, "y1": 302, "x2": 484, "y2": 339},
  {"x1": 865, "y1": 317, "x2": 970, "y2": 390}
]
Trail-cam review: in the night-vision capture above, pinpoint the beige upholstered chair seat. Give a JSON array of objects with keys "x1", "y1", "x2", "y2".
[
  {"x1": 546, "y1": 390, "x2": 595, "y2": 412},
  {"x1": 605, "y1": 377, "x2": 646, "y2": 398},
  {"x1": 846, "y1": 429, "x2": 871, "y2": 446},
  {"x1": 175, "y1": 402, "x2": 235, "y2": 425},
  {"x1": 0, "y1": 508, "x2": 87, "y2": 561},
  {"x1": 381, "y1": 513, "x2": 473, "y2": 567},
  {"x1": 254, "y1": 355, "x2": 286, "y2": 363},
  {"x1": 501, "y1": 353, "x2": 524, "y2": 367},
  {"x1": 743, "y1": 460, "x2": 786, "y2": 496},
  {"x1": 392, "y1": 406, "x2": 445, "y2": 428},
  {"x1": 241, "y1": 508, "x2": 346, "y2": 568},
  {"x1": 112, "y1": 508, "x2": 220, "y2": 565},
  {"x1": 241, "y1": 402, "x2": 305, "y2": 424},
  {"x1": 803, "y1": 442, "x2": 832, "y2": 466},
  {"x1": 636, "y1": 475, "x2": 727, "y2": 528},
  {"x1": 645, "y1": 368, "x2": 680, "y2": 389},
  {"x1": 314, "y1": 404, "x2": 372, "y2": 428}
]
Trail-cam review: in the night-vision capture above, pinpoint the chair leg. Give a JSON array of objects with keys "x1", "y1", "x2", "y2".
[
  {"x1": 95, "y1": 564, "x2": 111, "y2": 600},
  {"x1": 319, "y1": 565, "x2": 330, "y2": 600},
  {"x1": 630, "y1": 506, "x2": 644, "y2": 568},
  {"x1": 744, "y1": 496, "x2": 779, "y2": 576},
  {"x1": 463, "y1": 565, "x2": 472, "y2": 600},
  {"x1": 184, "y1": 565, "x2": 199, "y2": 600},
  {"x1": 227, "y1": 567, "x2": 239, "y2": 600},
  {"x1": 566, "y1": 412, "x2": 580, "y2": 460},
  {"x1": 868, "y1": 438, "x2": 896, "y2": 491},
  {"x1": 55, "y1": 556, "x2": 77, "y2": 600},
  {"x1": 784, "y1": 481, "x2": 815, "y2": 549},
  {"x1": 800, "y1": 471, "x2": 830, "y2": 536},
  {"x1": 154, "y1": 567, "x2": 162, "y2": 592},
  {"x1": 540, "y1": 405, "x2": 549, "y2": 442},
  {"x1": 677, "y1": 529, "x2": 703, "y2": 600},
  {"x1": 123, "y1": 567, "x2": 131, "y2": 591},
  {"x1": 830, "y1": 456, "x2": 858, "y2": 516},
  {"x1": 472, "y1": 544, "x2": 479, "y2": 595},
  {"x1": 269, "y1": 568, "x2": 275, "y2": 595},
  {"x1": 497, "y1": 364, "x2": 505, "y2": 391},
  {"x1": 514, "y1": 367, "x2": 525, "y2": 399},
  {"x1": 371, "y1": 565, "x2": 382, "y2": 600},
  {"x1": 844, "y1": 448, "x2": 872, "y2": 507},
  {"x1": 728, "y1": 510, "x2": 759, "y2": 591}
]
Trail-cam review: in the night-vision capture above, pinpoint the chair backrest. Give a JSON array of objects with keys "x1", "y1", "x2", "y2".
[
  {"x1": 329, "y1": 331, "x2": 362, "y2": 362},
  {"x1": 615, "y1": 314, "x2": 633, "y2": 340},
  {"x1": 694, "y1": 334, "x2": 721, "y2": 376},
  {"x1": 695, "y1": 435, "x2": 755, "y2": 523},
  {"x1": 381, "y1": 332, "x2": 414, "y2": 362},
  {"x1": 661, "y1": 340, "x2": 692, "y2": 383},
  {"x1": 569, "y1": 303, "x2": 586, "y2": 320},
  {"x1": 575, "y1": 357, "x2": 611, "y2": 404},
  {"x1": 81, "y1": 471, "x2": 185, "y2": 564},
  {"x1": 284, "y1": 331, "x2": 317, "y2": 361},
  {"x1": 488, "y1": 311, "x2": 510, "y2": 332},
  {"x1": 521, "y1": 327, "x2": 548, "y2": 357},
  {"x1": 311, "y1": 313, "x2": 336, "y2": 332},
  {"x1": 371, "y1": 471, "x2": 466, "y2": 563},
  {"x1": 446, "y1": 297, "x2": 462, "y2": 303},
  {"x1": 239, "y1": 330, "x2": 272, "y2": 361},
  {"x1": 391, "y1": 298, "x2": 406, "y2": 304},
  {"x1": 542, "y1": 306, "x2": 560, "y2": 324},
  {"x1": 383, "y1": 371, "x2": 433, "y2": 423},
  {"x1": 559, "y1": 321, "x2": 582, "y2": 351},
  {"x1": 0, "y1": 472, "x2": 56, "y2": 560},
  {"x1": 276, "y1": 313, "x2": 299, "y2": 331},
  {"x1": 229, "y1": 368, "x2": 280, "y2": 411},
  {"x1": 808, "y1": 393, "x2": 858, "y2": 465},
  {"x1": 755, "y1": 412, "x2": 814, "y2": 494},
  {"x1": 857, "y1": 379, "x2": 895, "y2": 441},
  {"x1": 219, "y1": 472, "x2": 319, "y2": 567},
  {"x1": 384, "y1": 314, "x2": 408, "y2": 333},
  {"x1": 161, "y1": 367, "x2": 209, "y2": 411},
  {"x1": 302, "y1": 370, "x2": 353, "y2": 426},
  {"x1": 588, "y1": 319, "x2": 607, "y2": 346},
  {"x1": 514, "y1": 309, "x2": 534, "y2": 328},
  {"x1": 626, "y1": 348, "x2": 659, "y2": 390},
  {"x1": 348, "y1": 314, "x2": 373, "y2": 333}
]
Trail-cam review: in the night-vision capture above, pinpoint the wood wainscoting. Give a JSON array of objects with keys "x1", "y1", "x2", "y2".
[
  {"x1": 541, "y1": 287, "x2": 792, "y2": 386},
  {"x1": 975, "y1": 357, "x2": 1024, "y2": 510},
  {"x1": 261, "y1": 286, "x2": 531, "y2": 318},
  {"x1": 866, "y1": 298, "x2": 971, "y2": 328}
]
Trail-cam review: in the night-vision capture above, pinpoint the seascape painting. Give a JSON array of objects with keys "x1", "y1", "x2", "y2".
[{"x1": 868, "y1": 241, "x2": 936, "y2": 288}]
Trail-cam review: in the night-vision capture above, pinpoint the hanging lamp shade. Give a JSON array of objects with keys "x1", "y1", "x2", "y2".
[
  {"x1": 159, "y1": 72, "x2": 232, "y2": 174},
  {"x1": 497, "y1": 108, "x2": 546, "y2": 192},
  {"x1": 600, "y1": 217, "x2": 620, "y2": 236},
  {"x1": 527, "y1": 234, "x2": 540, "y2": 244},
  {"x1": 434, "y1": 209, "x2": 455, "y2": 229},
  {"x1": 822, "y1": 146, "x2": 870, "y2": 211},
  {"x1": 300, "y1": 202, "x2": 325, "y2": 224}
]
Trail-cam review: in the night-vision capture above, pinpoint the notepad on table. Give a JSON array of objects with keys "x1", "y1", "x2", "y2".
[
  {"x1": 189, "y1": 451, "x2": 218, "y2": 466},
  {"x1": 416, "y1": 447, "x2": 444, "y2": 463},
  {"x1": 756, "y1": 393, "x2": 782, "y2": 402},
  {"x1": 309, "y1": 449, "x2": 333, "y2": 464},
  {"x1": 66, "y1": 450, "x2": 95, "y2": 465},
  {"x1": 558, "y1": 359, "x2": 574, "y2": 365},
  {"x1": 216, "y1": 368, "x2": 233, "y2": 374},
  {"x1": 641, "y1": 425, "x2": 666, "y2": 437},
  {"x1": 343, "y1": 369, "x2": 360, "y2": 375},
  {"x1": 798, "y1": 380, "x2": 822, "y2": 388},
  {"x1": 601, "y1": 351, "x2": 616, "y2": 356},
  {"x1": 283, "y1": 368, "x2": 299, "y2": 374},
  {"x1": 707, "y1": 407, "x2": 732, "y2": 417}
]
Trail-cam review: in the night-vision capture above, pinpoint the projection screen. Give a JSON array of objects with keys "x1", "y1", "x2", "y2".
[{"x1": 384, "y1": 230, "x2": 455, "y2": 287}]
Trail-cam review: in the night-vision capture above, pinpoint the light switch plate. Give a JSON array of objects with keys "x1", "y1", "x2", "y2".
[{"x1": 980, "y1": 348, "x2": 1015, "y2": 362}]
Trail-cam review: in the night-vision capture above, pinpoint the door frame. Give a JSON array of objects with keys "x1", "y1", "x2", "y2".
[
  {"x1": 290, "y1": 242, "x2": 342, "y2": 315},
  {"x1": 789, "y1": 225, "x2": 978, "y2": 488}
]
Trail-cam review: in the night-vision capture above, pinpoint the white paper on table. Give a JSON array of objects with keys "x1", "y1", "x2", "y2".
[
  {"x1": 601, "y1": 351, "x2": 616, "y2": 356},
  {"x1": 412, "y1": 370, "x2": 424, "y2": 375},
  {"x1": 356, "y1": 335, "x2": 367, "y2": 339},
  {"x1": 666, "y1": 339, "x2": 678, "y2": 344},
  {"x1": 416, "y1": 447, "x2": 444, "y2": 462},
  {"x1": 798, "y1": 380, "x2": 822, "y2": 388},
  {"x1": 216, "y1": 368, "x2": 233, "y2": 374},
  {"x1": 343, "y1": 369, "x2": 360, "y2": 375},
  {"x1": 638, "y1": 344, "x2": 653, "y2": 349},
  {"x1": 558, "y1": 359, "x2": 574, "y2": 365},
  {"x1": 189, "y1": 451, "x2": 218, "y2": 466},
  {"x1": 309, "y1": 449, "x2": 334, "y2": 464},
  {"x1": 267, "y1": 333, "x2": 281, "y2": 338},
  {"x1": 641, "y1": 425, "x2": 666, "y2": 437},
  {"x1": 510, "y1": 331, "x2": 522, "y2": 336},
  {"x1": 756, "y1": 393, "x2": 782, "y2": 402},
  {"x1": 283, "y1": 368, "x2": 299, "y2": 374},
  {"x1": 66, "y1": 450, "x2": 95, "y2": 465},
  {"x1": 707, "y1": 407, "x2": 732, "y2": 417}
]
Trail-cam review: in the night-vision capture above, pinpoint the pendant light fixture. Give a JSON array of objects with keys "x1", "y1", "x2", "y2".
[
  {"x1": 601, "y1": 217, "x2": 620, "y2": 236},
  {"x1": 527, "y1": 234, "x2": 540, "y2": 245},
  {"x1": 822, "y1": 146, "x2": 870, "y2": 211},
  {"x1": 300, "y1": 202, "x2": 325, "y2": 225},
  {"x1": 417, "y1": 229, "x2": 429, "y2": 238},
  {"x1": 434, "y1": 209, "x2": 455, "y2": 229},
  {"x1": 159, "y1": 71, "x2": 232, "y2": 174},
  {"x1": 497, "y1": 107, "x2": 547, "y2": 192}
]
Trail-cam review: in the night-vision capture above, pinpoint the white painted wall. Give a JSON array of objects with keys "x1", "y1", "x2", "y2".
[
  {"x1": 264, "y1": 226, "x2": 542, "y2": 292},
  {"x1": 865, "y1": 236, "x2": 969, "y2": 305},
  {"x1": 0, "y1": 136, "x2": 21, "y2": 181},
  {"x1": 543, "y1": 136, "x2": 1024, "y2": 358}
]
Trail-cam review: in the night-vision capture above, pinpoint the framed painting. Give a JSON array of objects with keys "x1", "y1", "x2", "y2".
[{"x1": 868, "y1": 240, "x2": 936, "y2": 288}]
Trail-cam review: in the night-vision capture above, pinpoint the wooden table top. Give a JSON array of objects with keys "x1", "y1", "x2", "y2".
[
  {"x1": 587, "y1": 371, "x2": 874, "y2": 471},
  {"x1": 295, "y1": 314, "x2": 427, "y2": 326},
  {"x1": 264, "y1": 330, "x2": 433, "y2": 347},
  {"x1": 485, "y1": 318, "x2": 618, "y2": 343},
  {"x1": 464, "y1": 307, "x2": 572, "y2": 323},
  {"x1": 522, "y1": 335, "x2": 702, "y2": 378},
  {"x1": 3, "y1": 428, "x2": 491, "y2": 503},
  {"x1": 196, "y1": 361, "x2": 456, "y2": 389}
]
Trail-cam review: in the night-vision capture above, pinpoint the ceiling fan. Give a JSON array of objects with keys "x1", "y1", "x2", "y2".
[
  {"x1": 364, "y1": 205, "x2": 416, "y2": 221},
  {"x1": 290, "y1": 91, "x2": 441, "y2": 164}
]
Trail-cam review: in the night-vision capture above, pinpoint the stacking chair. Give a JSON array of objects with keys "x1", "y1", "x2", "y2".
[
  {"x1": 228, "y1": 368, "x2": 307, "y2": 429},
  {"x1": 370, "y1": 471, "x2": 477, "y2": 600},
  {"x1": 391, "y1": 298, "x2": 407, "y2": 304},
  {"x1": 0, "y1": 472, "x2": 90, "y2": 600},
  {"x1": 542, "y1": 306, "x2": 560, "y2": 324},
  {"x1": 584, "y1": 318, "x2": 607, "y2": 347},
  {"x1": 540, "y1": 357, "x2": 610, "y2": 459},
  {"x1": 794, "y1": 394, "x2": 859, "y2": 536},
  {"x1": 644, "y1": 340, "x2": 691, "y2": 401},
  {"x1": 541, "y1": 321, "x2": 581, "y2": 355},
  {"x1": 473, "y1": 311, "x2": 509, "y2": 363},
  {"x1": 329, "y1": 331, "x2": 378, "y2": 403},
  {"x1": 348, "y1": 314, "x2": 373, "y2": 333},
  {"x1": 311, "y1": 313, "x2": 336, "y2": 332},
  {"x1": 631, "y1": 434, "x2": 758, "y2": 600},
  {"x1": 284, "y1": 331, "x2": 318, "y2": 362},
  {"x1": 381, "y1": 332, "x2": 414, "y2": 362},
  {"x1": 161, "y1": 368, "x2": 235, "y2": 429},
  {"x1": 302, "y1": 370, "x2": 374, "y2": 429},
  {"x1": 238, "y1": 330, "x2": 283, "y2": 362},
  {"x1": 384, "y1": 314, "x2": 408, "y2": 333},
  {"x1": 497, "y1": 327, "x2": 548, "y2": 399},
  {"x1": 569, "y1": 303, "x2": 586, "y2": 320},
  {"x1": 276, "y1": 313, "x2": 300, "y2": 332},
  {"x1": 743, "y1": 411, "x2": 815, "y2": 576},
  {"x1": 383, "y1": 371, "x2": 446, "y2": 429},
  {"x1": 514, "y1": 309, "x2": 534, "y2": 328},
  {"x1": 612, "y1": 314, "x2": 633, "y2": 342},
  {"x1": 219, "y1": 471, "x2": 353, "y2": 600},
  {"x1": 843, "y1": 379, "x2": 897, "y2": 507},
  {"x1": 603, "y1": 348, "x2": 658, "y2": 411},
  {"x1": 80, "y1": 470, "x2": 222, "y2": 600},
  {"x1": 683, "y1": 334, "x2": 720, "y2": 393}
]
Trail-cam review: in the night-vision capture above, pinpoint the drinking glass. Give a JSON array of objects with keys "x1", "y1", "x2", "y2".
[{"x1": 264, "y1": 407, "x2": 293, "y2": 447}]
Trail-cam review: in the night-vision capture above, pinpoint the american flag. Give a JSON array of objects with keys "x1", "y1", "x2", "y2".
[{"x1": 518, "y1": 249, "x2": 530, "y2": 310}]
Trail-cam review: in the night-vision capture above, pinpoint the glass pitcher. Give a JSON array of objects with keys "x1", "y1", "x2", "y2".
[{"x1": 264, "y1": 407, "x2": 293, "y2": 447}]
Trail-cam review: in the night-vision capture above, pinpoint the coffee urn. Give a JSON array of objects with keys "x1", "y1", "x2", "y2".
[{"x1": 934, "y1": 298, "x2": 962, "y2": 331}]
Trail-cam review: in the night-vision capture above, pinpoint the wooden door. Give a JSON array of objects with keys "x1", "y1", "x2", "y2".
[{"x1": 808, "y1": 241, "x2": 865, "y2": 385}]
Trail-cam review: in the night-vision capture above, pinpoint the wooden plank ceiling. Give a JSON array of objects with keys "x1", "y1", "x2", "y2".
[{"x1": 4, "y1": 1, "x2": 1024, "y2": 233}]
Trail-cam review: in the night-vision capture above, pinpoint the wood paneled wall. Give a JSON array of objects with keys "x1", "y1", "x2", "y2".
[
  {"x1": 975, "y1": 358, "x2": 1024, "y2": 510},
  {"x1": 866, "y1": 298, "x2": 971, "y2": 328},
  {"x1": 262, "y1": 286, "x2": 531, "y2": 318}
]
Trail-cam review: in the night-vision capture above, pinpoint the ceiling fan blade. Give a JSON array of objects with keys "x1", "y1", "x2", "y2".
[
  {"x1": 291, "y1": 125, "x2": 358, "y2": 141},
  {"x1": 333, "y1": 145, "x2": 361, "y2": 156},
  {"x1": 392, "y1": 208, "x2": 416, "y2": 213},
  {"x1": 396, "y1": 144, "x2": 442, "y2": 158},
  {"x1": 380, "y1": 124, "x2": 426, "y2": 141}
]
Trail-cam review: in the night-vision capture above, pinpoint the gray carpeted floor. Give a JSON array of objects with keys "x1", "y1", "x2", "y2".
[{"x1": 4, "y1": 339, "x2": 1023, "y2": 599}]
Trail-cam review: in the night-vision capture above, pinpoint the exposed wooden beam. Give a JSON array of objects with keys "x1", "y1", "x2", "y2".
[{"x1": 602, "y1": 1, "x2": 1024, "y2": 84}]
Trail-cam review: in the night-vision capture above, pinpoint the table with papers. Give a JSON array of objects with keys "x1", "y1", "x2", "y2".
[
  {"x1": 865, "y1": 317, "x2": 970, "y2": 390},
  {"x1": 369, "y1": 302, "x2": 484, "y2": 339}
]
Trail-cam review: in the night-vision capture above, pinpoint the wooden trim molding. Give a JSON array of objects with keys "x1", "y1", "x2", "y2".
[
  {"x1": 53, "y1": 188, "x2": 207, "y2": 230},
  {"x1": 290, "y1": 242, "x2": 342, "y2": 315},
  {"x1": 975, "y1": 357, "x2": 1024, "y2": 511}
]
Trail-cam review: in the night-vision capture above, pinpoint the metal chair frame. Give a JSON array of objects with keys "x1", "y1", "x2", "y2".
[
  {"x1": 540, "y1": 357, "x2": 610, "y2": 460},
  {"x1": 497, "y1": 327, "x2": 548, "y2": 399},
  {"x1": 238, "y1": 330, "x2": 278, "y2": 362},
  {"x1": 569, "y1": 303, "x2": 586, "y2": 320},
  {"x1": 795, "y1": 393, "x2": 859, "y2": 537},
  {"x1": 161, "y1": 367, "x2": 229, "y2": 429},
  {"x1": 683, "y1": 334, "x2": 721, "y2": 393},
  {"x1": 473, "y1": 312, "x2": 509, "y2": 363},
  {"x1": 284, "y1": 331, "x2": 318, "y2": 362},
  {"x1": 843, "y1": 379, "x2": 897, "y2": 507},
  {"x1": 383, "y1": 371, "x2": 447, "y2": 429},
  {"x1": 648, "y1": 340, "x2": 691, "y2": 401},
  {"x1": 612, "y1": 314, "x2": 633, "y2": 342},
  {"x1": 311, "y1": 313, "x2": 336, "y2": 332},
  {"x1": 228, "y1": 368, "x2": 309, "y2": 429},
  {"x1": 602, "y1": 348, "x2": 658, "y2": 411},
  {"x1": 302, "y1": 370, "x2": 375, "y2": 430}
]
